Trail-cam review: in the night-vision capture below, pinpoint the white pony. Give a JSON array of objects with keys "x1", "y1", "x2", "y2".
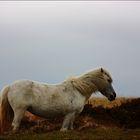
[{"x1": 0, "y1": 68, "x2": 116, "y2": 132}]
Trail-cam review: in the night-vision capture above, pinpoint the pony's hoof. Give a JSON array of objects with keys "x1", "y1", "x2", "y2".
[
  {"x1": 12, "y1": 130, "x2": 19, "y2": 134},
  {"x1": 70, "y1": 127, "x2": 74, "y2": 130},
  {"x1": 60, "y1": 128, "x2": 68, "y2": 132},
  {"x1": 11, "y1": 128, "x2": 20, "y2": 134}
]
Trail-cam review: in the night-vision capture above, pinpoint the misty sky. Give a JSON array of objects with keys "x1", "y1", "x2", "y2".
[{"x1": 0, "y1": 1, "x2": 140, "y2": 97}]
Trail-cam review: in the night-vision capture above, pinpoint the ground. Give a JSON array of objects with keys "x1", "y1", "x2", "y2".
[{"x1": 0, "y1": 97, "x2": 140, "y2": 140}]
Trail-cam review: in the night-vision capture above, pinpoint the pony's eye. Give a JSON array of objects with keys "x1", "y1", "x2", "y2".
[{"x1": 107, "y1": 79, "x2": 111, "y2": 83}]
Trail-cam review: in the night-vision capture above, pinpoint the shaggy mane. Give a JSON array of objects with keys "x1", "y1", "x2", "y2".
[{"x1": 66, "y1": 68, "x2": 112, "y2": 98}]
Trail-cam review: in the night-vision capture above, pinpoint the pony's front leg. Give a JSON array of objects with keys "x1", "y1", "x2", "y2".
[
  {"x1": 60, "y1": 112, "x2": 75, "y2": 132},
  {"x1": 69, "y1": 113, "x2": 76, "y2": 130}
]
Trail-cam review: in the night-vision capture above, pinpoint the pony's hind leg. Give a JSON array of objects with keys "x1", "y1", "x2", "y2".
[
  {"x1": 60, "y1": 112, "x2": 75, "y2": 132},
  {"x1": 12, "y1": 107, "x2": 27, "y2": 132}
]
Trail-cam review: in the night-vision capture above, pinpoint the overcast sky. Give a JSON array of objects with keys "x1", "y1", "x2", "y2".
[{"x1": 0, "y1": 1, "x2": 140, "y2": 97}]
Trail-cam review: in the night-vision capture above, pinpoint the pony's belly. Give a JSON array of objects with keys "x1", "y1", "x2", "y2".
[
  {"x1": 28, "y1": 106, "x2": 71, "y2": 119},
  {"x1": 29, "y1": 110, "x2": 64, "y2": 119}
]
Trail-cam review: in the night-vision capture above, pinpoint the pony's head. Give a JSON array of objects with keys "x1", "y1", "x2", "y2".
[
  {"x1": 94, "y1": 68, "x2": 116, "y2": 101},
  {"x1": 68, "y1": 68, "x2": 116, "y2": 101}
]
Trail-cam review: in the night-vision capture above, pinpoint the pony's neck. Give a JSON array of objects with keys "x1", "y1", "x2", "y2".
[{"x1": 71, "y1": 72, "x2": 99, "y2": 100}]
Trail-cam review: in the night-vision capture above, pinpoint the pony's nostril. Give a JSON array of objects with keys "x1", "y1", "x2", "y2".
[
  {"x1": 109, "y1": 94, "x2": 116, "y2": 101},
  {"x1": 110, "y1": 95, "x2": 114, "y2": 99},
  {"x1": 113, "y1": 92, "x2": 116, "y2": 98}
]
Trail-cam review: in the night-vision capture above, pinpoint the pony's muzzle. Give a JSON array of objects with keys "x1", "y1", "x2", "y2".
[{"x1": 109, "y1": 92, "x2": 116, "y2": 101}]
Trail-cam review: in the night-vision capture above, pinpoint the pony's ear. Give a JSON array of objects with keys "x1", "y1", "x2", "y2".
[{"x1": 101, "y1": 68, "x2": 104, "y2": 73}]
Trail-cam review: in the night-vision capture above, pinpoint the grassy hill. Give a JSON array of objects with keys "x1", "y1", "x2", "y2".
[{"x1": 0, "y1": 97, "x2": 140, "y2": 140}]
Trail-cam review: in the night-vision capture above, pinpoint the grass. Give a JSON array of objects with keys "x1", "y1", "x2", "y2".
[
  {"x1": 0, "y1": 128, "x2": 140, "y2": 140},
  {"x1": 88, "y1": 97, "x2": 136, "y2": 108}
]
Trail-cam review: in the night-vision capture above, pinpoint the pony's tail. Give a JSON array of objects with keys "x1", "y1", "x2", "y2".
[{"x1": 0, "y1": 86, "x2": 13, "y2": 133}]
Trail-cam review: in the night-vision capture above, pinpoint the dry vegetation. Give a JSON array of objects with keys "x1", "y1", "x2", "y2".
[{"x1": 0, "y1": 97, "x2": 140, "y2": 140}]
